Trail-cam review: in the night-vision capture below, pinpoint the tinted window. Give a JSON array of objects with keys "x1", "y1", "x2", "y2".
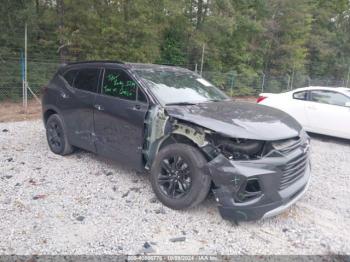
[
  {"x1": 74, "y1": 68, "x2": 100, "y2": 93},
  {"x1": 310, "y1": 90, "x2": 350, "y2": 106},
  {"x1": 293, "y1": 91, "x2": 307, "y2": 100},
  {"x1": 63, "y1": 70, "x2": 78, "y2": 86},
  {"x1": 102, "y1": 69, "x2": 136, "y2": 100},
  {"x1": 138, "y1": 89, "x2": 147, "y2": 103}
]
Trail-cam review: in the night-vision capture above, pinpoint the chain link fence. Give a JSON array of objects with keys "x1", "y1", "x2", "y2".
[
  {"x1": 0, "y1": 60, "x2": 59, "y2": 101},
  {"x1": 0, "y1": 60, "x2": 348, "y2": 102},
  {"x1": 202, "y1": 71, "x2": 349, "y2": 96}
]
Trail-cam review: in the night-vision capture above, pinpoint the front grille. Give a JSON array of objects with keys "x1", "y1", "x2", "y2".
[{"x1": 280, "y1": 152, "x2": 308, "y2": 190}]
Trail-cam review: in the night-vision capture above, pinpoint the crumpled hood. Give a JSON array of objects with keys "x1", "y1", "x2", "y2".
[{"x1": 165, "y1": 101, "x2": 302, "y2": 141}]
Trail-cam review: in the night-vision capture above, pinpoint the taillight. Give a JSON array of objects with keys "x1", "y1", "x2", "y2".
[
  {"x1": 257, "y1": 96, "x2": 267, "y2": 103},
  {"x1": 41, "y1": 86, "x2": 48, "y2": 94}
]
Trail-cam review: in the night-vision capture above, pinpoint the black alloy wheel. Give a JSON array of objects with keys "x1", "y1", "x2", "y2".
[
  {"x1": 45, "y1": 114, "x2": 74, "y2": 155},
  {"x1": 158, "y1": 155, "x2": 192, "y2": 199},
  {"x1": 47, "y1": 120, "x2": 63, "y2": 153},
  {"x1": 150, "y1": 143, "x2": 211, "y2": 210}
]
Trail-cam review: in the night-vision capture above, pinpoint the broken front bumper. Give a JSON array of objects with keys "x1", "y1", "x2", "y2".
[{"x1": 204, "y1": 147, "x2": 311, "y2": 222}]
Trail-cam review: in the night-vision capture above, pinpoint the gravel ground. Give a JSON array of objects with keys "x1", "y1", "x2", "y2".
[{"x1": 0, "y1": 120, "x2": 349, "y2": 255}]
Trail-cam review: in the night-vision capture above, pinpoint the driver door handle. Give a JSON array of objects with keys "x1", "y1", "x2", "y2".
[
  {"x1": 129, "y1": 104, "x2": 141, "y2": 111},
  {"x1": 94, "y1": 104, "x2": 104, "y2": 111}
]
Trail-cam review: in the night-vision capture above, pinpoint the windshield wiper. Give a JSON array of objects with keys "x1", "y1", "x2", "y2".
[{"x1": 165, "y1": 102, "x2": 198, "y2": 106}]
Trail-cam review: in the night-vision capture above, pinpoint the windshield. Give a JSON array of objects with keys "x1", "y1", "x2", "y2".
[{"x1": 134, "y1": 69, "x2": 229, "y2": 105}]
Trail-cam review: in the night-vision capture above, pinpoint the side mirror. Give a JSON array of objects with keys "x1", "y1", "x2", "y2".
[{"x1": 346, "y1": 102, "x2": 350, "y2": 107}]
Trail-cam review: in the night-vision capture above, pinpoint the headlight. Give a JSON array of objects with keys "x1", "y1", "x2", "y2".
[
  {"x1": 271, "y1": 137, "x2": 299, "y2": 150},
  {"x1": 268, "y1": 130, "x2": 310, "y2": 155}
]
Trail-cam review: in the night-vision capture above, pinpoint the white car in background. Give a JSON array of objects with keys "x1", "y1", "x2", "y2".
[{"x1": 257, "y1": 86, "x2": 350, "y2": 139}]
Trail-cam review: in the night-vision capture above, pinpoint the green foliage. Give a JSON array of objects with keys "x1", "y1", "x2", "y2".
[{"x1": 1, "y1": 0, "x2": 350, "y2": 100}]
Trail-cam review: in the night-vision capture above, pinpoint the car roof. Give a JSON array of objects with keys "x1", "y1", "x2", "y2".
[
  {"x1": 126, "y1": 62, "x2": 190, "y2": 72},
  {"x1": 292, "y1": 86, "x2": 350, "y2": 93},
  {"x1": 59, "y1": 60, "x2": 190, "y2": 73},
  {"x1": 67, "y1": 60, "x2": 125, "y2": 65}
]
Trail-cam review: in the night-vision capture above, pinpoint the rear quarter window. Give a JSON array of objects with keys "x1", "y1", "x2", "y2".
[
  {"x1": 293, "y1": 91, "x2": 307, "y2": 100},
  {"x1": 62, "y1": 70, "x2": 78, "y2": 86}
]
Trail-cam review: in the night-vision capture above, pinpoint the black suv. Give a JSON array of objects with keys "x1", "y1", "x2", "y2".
[{"x1": 42, "y1": 61, "x2": 311, "y2": 222}]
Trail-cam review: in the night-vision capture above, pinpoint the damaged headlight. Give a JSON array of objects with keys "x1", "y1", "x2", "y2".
[
  {"x1": 271, "y1": 137, "x2": 300, "y2": 150},
  {"x1": 267, "y1": 130, "x2": 310, "y2": 155},
  {"x1": 208, "y1": 135, "x2": 264, "y2": 160}
]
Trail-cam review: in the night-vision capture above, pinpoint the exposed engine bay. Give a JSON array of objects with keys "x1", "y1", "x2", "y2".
[
  {"x1": 142, "y1": 105, "x2": 274, "y2": 167},
  {"x1": 206, "y1": 135, "x2": 264, "y2": 161},
  {"x1": 142, "y1": 105, "x2": 311, "y2": 222}
]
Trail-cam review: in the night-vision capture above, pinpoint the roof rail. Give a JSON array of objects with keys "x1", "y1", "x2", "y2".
[
  {"x1": 159, "y1": 63, "x2": 175, "y2": 66},
  {"x1": 67, "y1": 60, "x2": 124, "y2": 65}
]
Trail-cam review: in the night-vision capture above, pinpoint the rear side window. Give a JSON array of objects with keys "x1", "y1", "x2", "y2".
[
  {"x1": 102, "y1": 69, "x2": 137, "y2": 100},
  {"x1": 293, "y1": 91, "x2": 307, "y2": 100},
  {"x1": 63, "y1": 70, "x2": 78, "y2": 86},
  {"x1": 74, "y1": 68, "x2": 100, "y2": 93},
  {"x1": 310, "y1": 90, "x2": 350, "y2": 106}
]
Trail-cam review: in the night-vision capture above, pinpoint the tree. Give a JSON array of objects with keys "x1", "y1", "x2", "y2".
[
  {"x1": 1, "y1": 0, "x2": 350, "y2": 100},
  {"x1": 262, "y1": 0, "x2": 313, "y2": 77}
]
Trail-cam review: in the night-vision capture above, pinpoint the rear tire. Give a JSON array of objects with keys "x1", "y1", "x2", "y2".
[
  {"x1": 46, "y1": 114, "x2": 74, "y2": 155},
  {"x1": 150, "y1": 143, "x2": 211, "y2": 210}
]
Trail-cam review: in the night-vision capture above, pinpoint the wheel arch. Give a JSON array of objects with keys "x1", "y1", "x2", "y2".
[
  {"x1": 43, "y1": 109, "x2": 58, "y2": 125},
  {"x1": 158, "y1": 134, "x2": 198, "y2": 151},
  {"x1": 43, "y1": 105, "x2": 63, "y2": 127},
  {"x1": 150, "y1": 129, "x2": 211, "y2": 168}
]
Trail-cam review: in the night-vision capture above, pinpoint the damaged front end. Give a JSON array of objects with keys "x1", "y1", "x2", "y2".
[
  {"x1": 143, "y1": 105, "x2": 311, "y2": 222},
  {"x1": 142, "y1": 105, "x2": 210, "y2": 169},
  {"x1": 203, "y1": 132, "x2": 311, "y2": 222}
]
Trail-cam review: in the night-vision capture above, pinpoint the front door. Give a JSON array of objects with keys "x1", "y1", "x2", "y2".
[
  {"x1": 306, "y1": 90, "x2": 350, "y2": 137},
  {"x1": 93, "y1": 67, "x2": 149, "y2": 169}
]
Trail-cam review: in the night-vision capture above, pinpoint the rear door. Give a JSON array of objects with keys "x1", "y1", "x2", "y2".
[
  {"x1": 59, "y1": 66, "x2": 101, "y2": 152},
  {"x1": 93, "y1": 67, "x2": 149, "y2": 169},
  {"x1": 305, "y1": 90, "x2": 350, "y2": 137}
]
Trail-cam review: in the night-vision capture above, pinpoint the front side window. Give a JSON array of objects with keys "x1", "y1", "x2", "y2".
[
  {"x1": 102, "y1": 69, "x2": 137, "y2": 100},
  {"x1": 293, "y1": 91, "x2": 307, "y2": 100},
  {"x1": 74, "y1": 68, "x2": 100, "y2": 93},
  {"x1": 134, "y1": 69, "x2": 229, "y2": 105},
  {"x1": 310, "y1": 90, "x2": 350, "y2": 107},
  {"x1": 137, "y1": 89, "x2": 148, "y2": 103}
]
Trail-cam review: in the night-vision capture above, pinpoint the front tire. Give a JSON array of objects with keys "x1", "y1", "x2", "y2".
[
  {"x1": 150, "y1": 143, "x2": 211, "y2": 210},
  {"x1": 46, "y1": 114, "x2": 74, "y2": 155}
]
